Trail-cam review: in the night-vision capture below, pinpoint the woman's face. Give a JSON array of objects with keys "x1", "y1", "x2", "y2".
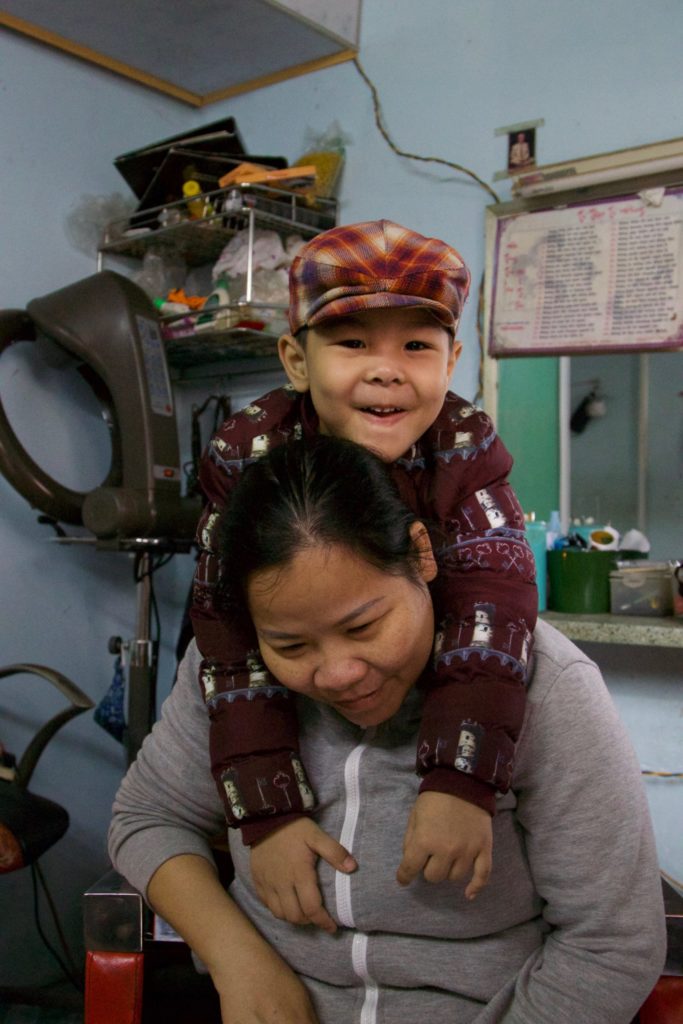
[{"x1": 247, "y1": 529, "x2": 436, "y2": 727}]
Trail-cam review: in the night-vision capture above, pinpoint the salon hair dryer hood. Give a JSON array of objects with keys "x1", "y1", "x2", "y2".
[{"x1": 0, "y1": 271, "x2": 200, "y2": 539}]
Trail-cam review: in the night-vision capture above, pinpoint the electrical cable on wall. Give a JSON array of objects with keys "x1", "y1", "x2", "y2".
[
  {"x1": 353, "y1": 56, "x2": 501, "y2": 205},
  {"x1": 352, "y1": 57, "x2": 499, "y2": 400},
  {"x1": 184, "y1": 394, "x2": 231, "y2": 498}
]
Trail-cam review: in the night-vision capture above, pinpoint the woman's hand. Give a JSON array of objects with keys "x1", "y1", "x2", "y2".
[
  {"x1": 147, "y1": 853, "x2": 320, "y2": 1023},
  {"x1": 212, "y1": 930, "x2": 319, "y2": 1024},
  {"x1": 250, "y1": 818, "x2": 357, "y2": 934},
  {"x1": 396, "y1": 791, "x2": 492, "y2": 899}
]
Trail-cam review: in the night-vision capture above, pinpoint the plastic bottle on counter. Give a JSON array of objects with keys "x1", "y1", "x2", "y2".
[
  {"x1": 569, "y1": 516, "x2": 602, "y2": 547},
  {"x1": 546, "y1": 510, "x2": 562, "y2": 551},
  {"x1": 525, "y1": 513, "x2": 548, "y2": 612}
]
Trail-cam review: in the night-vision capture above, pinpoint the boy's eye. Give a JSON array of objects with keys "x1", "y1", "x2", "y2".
[
  {"x1": 405, "y1": 340, "x2": 431, "y2": 351},
  {"x1": 336, "y1": 338, "x2": 365, "y2": 349}
]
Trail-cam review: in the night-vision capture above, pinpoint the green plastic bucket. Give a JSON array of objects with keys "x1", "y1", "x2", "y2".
[{"x1": 547, "y1": 549, "x2": 618, "y2": 613}]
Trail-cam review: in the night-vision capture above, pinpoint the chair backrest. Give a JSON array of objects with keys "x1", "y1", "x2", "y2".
[{"x1": 0, "y1": 663, "x2": 93, "y2": 871}]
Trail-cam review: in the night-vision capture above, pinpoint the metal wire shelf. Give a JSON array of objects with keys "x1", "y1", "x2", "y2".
[
  {"x1": 160, "y1": 300, "x2": 287, "y2": 368},
  {"x1": 98, "y1": 182, "x2": 337, "y2": 268},
  {"x1": 97, "y1": 181, "x2": 336, "y2": 374}
]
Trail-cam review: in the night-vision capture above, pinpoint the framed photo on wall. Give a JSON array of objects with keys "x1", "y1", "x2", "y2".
[{"x1": 507, "y1": 128, "x2": 536, "y2": 172}]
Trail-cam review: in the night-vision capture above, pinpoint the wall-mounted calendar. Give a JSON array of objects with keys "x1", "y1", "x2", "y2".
[{"x1": 486, "y1": 185, "x2": 683, "y2": 356}]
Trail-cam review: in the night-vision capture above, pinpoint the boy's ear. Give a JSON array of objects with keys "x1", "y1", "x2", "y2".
[
  {"x1": 409, "y1": 521, "x2": 438, "y2": 583},
  {"x1": 278, "y1": 333, "x2": 310, "y2": 393},
  {"x1": 447, "y1": 339, "x2": 463, "y2": 378}
]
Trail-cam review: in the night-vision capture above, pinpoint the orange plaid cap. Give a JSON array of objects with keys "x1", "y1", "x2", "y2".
[{"x1": 288, "y1": 219, "x2": 471, "y2": 335}]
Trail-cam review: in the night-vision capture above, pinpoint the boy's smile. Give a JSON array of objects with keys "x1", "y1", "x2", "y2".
[{"x1": 278, "y1": 306, "x2": 461, "y2": 462}]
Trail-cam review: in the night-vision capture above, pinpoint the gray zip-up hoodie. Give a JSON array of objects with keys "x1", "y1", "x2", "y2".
[{"x1": 109, "y1": 620, "x2": 666, "y2": 1023}]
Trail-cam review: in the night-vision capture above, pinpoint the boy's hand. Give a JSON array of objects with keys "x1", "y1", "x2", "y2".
[
  {"x1": 250, "y1": 818, "x2": 357, "y2": 934},
  {"x1": 396, "y1": 791, "x2": 492, "y2": 900}
]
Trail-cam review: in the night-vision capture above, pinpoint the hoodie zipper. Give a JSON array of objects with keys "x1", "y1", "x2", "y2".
[
  {"x1": 335, "y1": 737, "x2": 367, "y2": 927},
  {"x1": 335, "y1": 731, "x2": 379, "y2": 1024}
]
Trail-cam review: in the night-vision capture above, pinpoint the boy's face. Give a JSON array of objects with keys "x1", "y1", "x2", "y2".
[{"x1": 278, "y1": 307, "x2": 461, "y2": 462}]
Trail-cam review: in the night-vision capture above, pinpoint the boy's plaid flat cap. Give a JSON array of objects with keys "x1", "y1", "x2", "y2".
[{"x1": 288, "y1": 219, "x2": 471, "y2": 335}]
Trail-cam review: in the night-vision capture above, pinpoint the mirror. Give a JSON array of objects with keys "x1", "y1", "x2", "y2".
[
  {"x1": 569, "y1": 350, "x2": 680, "y2": 560},
  {"x1": 487, "y1": 349, "x2": 681, "y2": 561}
]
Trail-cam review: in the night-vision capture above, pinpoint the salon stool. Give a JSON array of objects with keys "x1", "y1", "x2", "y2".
[{"x1": 84, "y1": 864, "x2": 228, "y2": 1024}]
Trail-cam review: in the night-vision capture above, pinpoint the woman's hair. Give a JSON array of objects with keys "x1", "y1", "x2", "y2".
[{"x1": 218, "y1": 435, "x2": 423, "y2": 607}]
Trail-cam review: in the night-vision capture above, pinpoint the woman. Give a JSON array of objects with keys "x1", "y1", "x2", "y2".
[{"x1": 109, "y1": 436, "x2": 665, "y2": 1024}]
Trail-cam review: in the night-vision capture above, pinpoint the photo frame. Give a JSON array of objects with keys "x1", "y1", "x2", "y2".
[{"x1": 507, "y1": 127, "x2": 536, "y2": 173}]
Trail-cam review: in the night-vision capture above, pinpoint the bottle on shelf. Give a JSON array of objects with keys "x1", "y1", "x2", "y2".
[
  {"x1": 182, "y1": 180, "x2": 215, "y2": 220},
  {"x1": 153, "y1": 297, "x2": 191, "y2": 316}
]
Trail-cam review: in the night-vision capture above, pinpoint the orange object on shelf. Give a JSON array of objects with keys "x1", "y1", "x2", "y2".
[
  {"x1": 167, "y1": 288, "x2": 206, "y2": 311},
  {"x1": 218, "y1": 162, "x2": 317, "y2": 189}
]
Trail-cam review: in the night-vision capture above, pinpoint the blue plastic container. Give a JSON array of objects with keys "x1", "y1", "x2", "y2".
[{"x1": 526, "y1": 519, "x2": 548, "y2": 612}]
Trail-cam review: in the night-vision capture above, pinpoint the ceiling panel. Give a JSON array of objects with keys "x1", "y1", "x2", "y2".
[{"x1": 0, "y1": 0, "x2": 360, "y2": 105}]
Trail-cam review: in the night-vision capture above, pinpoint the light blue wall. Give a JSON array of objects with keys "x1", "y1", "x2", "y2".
[
  {"x1": 0, "y1": 31, "x2": 204, "y2": 989},
  {"x1": 1, "y1": 0, "x2": 682, "y2": 988}
]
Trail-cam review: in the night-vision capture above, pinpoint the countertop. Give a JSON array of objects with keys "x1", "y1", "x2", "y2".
[{"x1": 541, "y1": 611, "x2": 683, "y2": 648}]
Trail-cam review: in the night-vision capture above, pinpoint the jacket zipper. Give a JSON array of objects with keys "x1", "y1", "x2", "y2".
[
  {"x1": 336, "y1": 732, "x2": 379, "y2": 1024},
  {"x1": 335, "y1": 737, "x2": 367, "y2": 927},
  {"x1": 353, "y1": 933, "x2": 380, "y2": 1024}
]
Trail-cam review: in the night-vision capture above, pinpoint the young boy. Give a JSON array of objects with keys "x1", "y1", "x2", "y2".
[{"x1": 190, "y1": 220, "x2": 537, "y2": 933}]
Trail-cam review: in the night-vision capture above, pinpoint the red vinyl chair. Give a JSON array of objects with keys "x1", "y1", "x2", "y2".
[
  {"x1": 84, "y1": 871, "x2": 682, "y2": 1024},
  {"x1": 83, "y1": 870, "x2": 145, "y2": 1024},
  {"x1": 85, "y1": 950, "x2": 144, "y2": 1024},
  {"x1": 84, "y1": 863, "x2": 227, "y2": 1024},
  {"x1": 0, "y1": 663, "x2": 93, "y2": 875},
  {"x1": 639, "y1": 975, "x2": 683, "y2": 1023}
]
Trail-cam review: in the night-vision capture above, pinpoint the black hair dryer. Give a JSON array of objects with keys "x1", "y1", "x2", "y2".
[{"x1": 0, "y1": 271, "x2": 200, "y2": 539}]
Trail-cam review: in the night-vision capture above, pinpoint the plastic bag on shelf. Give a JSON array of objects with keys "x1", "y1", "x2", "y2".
[
  {"x1": 65, "y1": 192, "x2": 137, "y2": 256},
  {"x1": 231, "y1": 268, "x2": 290, "y2": 305},
  {"x1": 211, "y1": 229, "x2": 286, "y2": 280},
  {"x1": 285, "y1": 234, "x2": 306, "y2": 263},
  {"x1": 293, "y1": 122, "x2": 350, "y2": 198},
  {"x1": 132, "y1": 249, "x2": 187, "y2": 300}
]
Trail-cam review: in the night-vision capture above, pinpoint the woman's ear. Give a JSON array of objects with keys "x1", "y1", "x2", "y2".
[
  {"x1": 278, "y1": 333, "x2": 310, "y2": 393},
  {"x1": 409, "y1": 521, "x2": 438, "y2": 583}
]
